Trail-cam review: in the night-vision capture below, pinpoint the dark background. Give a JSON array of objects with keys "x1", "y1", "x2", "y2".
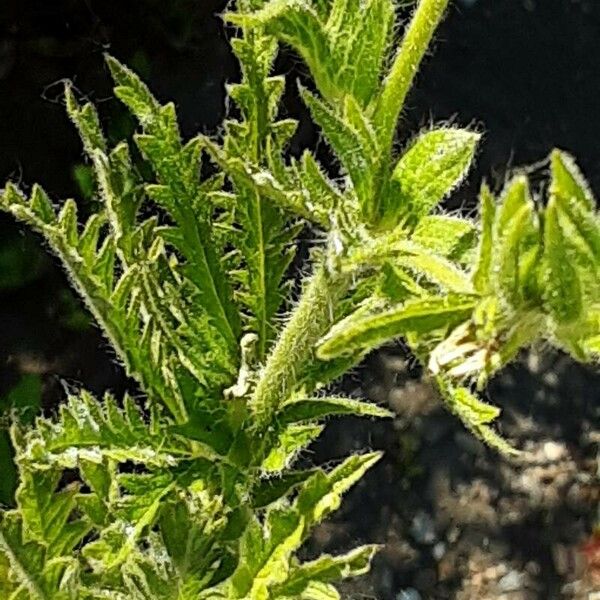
[{"x1": 0, "y1": 1, "x2": 599, "y2": 597}]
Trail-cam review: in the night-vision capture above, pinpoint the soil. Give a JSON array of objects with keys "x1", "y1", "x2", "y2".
[
  {"x1": 0, "y1": 0, "x2": 599, "y2": 598},
  {"x1": 307, "y1": 350, "x2": 600, "y2": 598}
]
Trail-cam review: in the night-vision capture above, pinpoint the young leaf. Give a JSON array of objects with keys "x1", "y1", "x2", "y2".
[
  {"x1": 542, "y1": 198, "x2": 583, "y2": 324},
  {"x1": 473, "y1": 183, "x2": 496, "y2": 293},
  {"x1": 106, "y1": 55, "x2": 241, "y2": 353},
  {"x1": 226, "y1": 1, "x2": 337, "y2": 103},
  {"x1": 383, "y1": 128, "x2": 479, "y2": 226},
  {"x1": 412, "y1": 214, "x2": 476, "y2": 260},
  {"x1": 549, "y1": 149, "x2": 595, "y2": 214}
]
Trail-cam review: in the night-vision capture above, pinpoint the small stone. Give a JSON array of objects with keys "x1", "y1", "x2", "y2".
[
  {"x1": 432, "y1": 541, "x2": 446, "y2": 561},
  {"x1": 410, "y1": 511, "x2": 437, "y2": 545},
  {"x1": 542, "y1": 371, "x2": 559, "y2": 388},
  {"x1": 497, "y1": 570, "x2": 526, "y2": 592},
  {"x1": 542, "y1": 441, "x2": 565, "y2": 462},
  {"x1": 396, "y1": 588, "x2": 422, "y2": 600}
]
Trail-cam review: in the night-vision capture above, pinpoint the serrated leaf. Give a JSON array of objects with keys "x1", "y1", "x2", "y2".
[
  {"x1": 226, "y1": 509, "x2": 304, "y2": 598},
  {"x1": 438, "y1": 381, "x2": 518, "y2": 456},
  {"x1": 64, "y1": 84, "x2": 107, "y2": 156},
  {"x1": 274, "y1": 545, "x2": 379, "y2": 597},
  {"x1": 226, "y1": 1, "x2": 337, "y2": 103},
  {"x1": 16, "y1": 390, "x2": 214, "y2": 470},
  {"x1": 30, "y1": 185, "x2": 55, "y2": 224},
  {"x1": 0, "y1": 511, "x2": 80, "y2": 600},
  {"x1": 301, "y1": 88, "x2": 374, "y2": 209},
  {"x1": 295, "y1": 452, "x2": 381, "y2": 529}
]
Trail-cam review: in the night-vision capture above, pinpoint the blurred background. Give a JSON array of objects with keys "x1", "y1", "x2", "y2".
[{"x1": 0, "y1": 0, "x2": 599, "y2": 597}]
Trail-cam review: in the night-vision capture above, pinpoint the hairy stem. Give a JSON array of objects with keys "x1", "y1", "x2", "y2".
[
  {"x1": 250, "y1": 261, "x2": 349, "y2": 427},
  {"x1": 374, "y1": 0, "x2": 450, "y2": 150}
]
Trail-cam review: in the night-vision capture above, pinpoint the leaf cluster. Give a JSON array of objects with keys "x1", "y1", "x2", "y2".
[{"x1": 1, "y1": 0, "x2": 598, "y2": 597}]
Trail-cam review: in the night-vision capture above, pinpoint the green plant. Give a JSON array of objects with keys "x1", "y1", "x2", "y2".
[{"x1": 1, "y1": 0, "x2": 599, "y2": 598}]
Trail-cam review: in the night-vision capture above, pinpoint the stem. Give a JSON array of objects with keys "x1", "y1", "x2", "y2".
[
  {"x1": 374, "y1": 0, "x2": 450, "y2": 150},
  {"x1": 250, "y1": 262, "x2": 349, "y2": 428}
]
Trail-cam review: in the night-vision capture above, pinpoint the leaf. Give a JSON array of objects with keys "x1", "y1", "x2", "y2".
[
  {"x1": 473, "y1": 183, "x2": 496, "y2": 293},
  {"x1": 106, "y1": 55, "x2": 241, "y2": 354},
  {"x1": 262, "y1": 424, "x2": 324, "y2": 473},
  {"x1": 232, "y1": 182, "x2": 298, "y2": 359},
  {"x1": 204, "y1": 137, "x2": 329, "y2": 226},
  {"x1": 384, "y1": 128, "x2": 479, "y2": 226},
  {"x1": 295, "y1": 452, "x2": 381, "y2": 530},
  {"x1": 412, "y1": 215, "x2": 476, "y2": 260},
  {"x1": 158, "y1": 492, "x2": 225, "y2": 590},
  {"x1": 490, "y1": 176, "x2": 541, "y2": 306},
  {"x1": 278, "y1": 396, "x2": 393, "y2": 424},
  {"x1": 334, "y1": 0, "x2": 394, "y2": 106},
  {"x1": 15, "y1": 390, "x2": 214, "y2": 470},
  {"x1": 495, "y1": 175, "x2": 530, "y2": 238},
  {"x1": 64, "y1": 84, "x2": 107, "y2": 156},
  {"x1": 226, "y1": 509, "x2": 304, "y2": 598},
  {"x1": 397, "y1": 244, "x2": 474, "y2": 293},
  {"x1": 317, "y1": 295, "x2": 476, "y2": 360},
  {"x1": 495, "y1": 203, "x2": 539, "y2": 307},
  {"x1": 228, "y1": 0, "x2": 394, "y2": 109},
  {"x1": 83, "y1": 477, "x2": 175, "y2": 573},
  {"x1": 549, "y1": 149, "x2": 595, "y2": 214},
  {"x1": 438, "y1": 382, "x2": 518, "y2": 456},
  {"x1": 542, "y1": 197, "x2": 583, "y2": 323},
  {"x1": 0, "y1": 511, "x2": 80, "y2": 600},
  {"x1": 274, "y1": 545, "x2": 379, "y2": 597},
  {"x1": 15, "y1": 469, "x2": 88, "y2": 557},
  {"x1": 301, "y1": 88, "x2": 375, "y2": 210},
  {"x1": 226, "y1": 1, "x2": 337, "y2": 103},
  {"x1": 549, "y1": 150, "x2": 600, "y2": 272},
  {"x1": 252, "y1": 470, "x2": 317, "y2": 509}
]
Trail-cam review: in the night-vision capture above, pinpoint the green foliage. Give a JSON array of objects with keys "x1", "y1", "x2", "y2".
[
  {"x1": 1, "y1": 0, "x2": 598, "y2": 597},
  {"x1": 0, "y1": 375, "x2": 42, "y2": 506}
]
